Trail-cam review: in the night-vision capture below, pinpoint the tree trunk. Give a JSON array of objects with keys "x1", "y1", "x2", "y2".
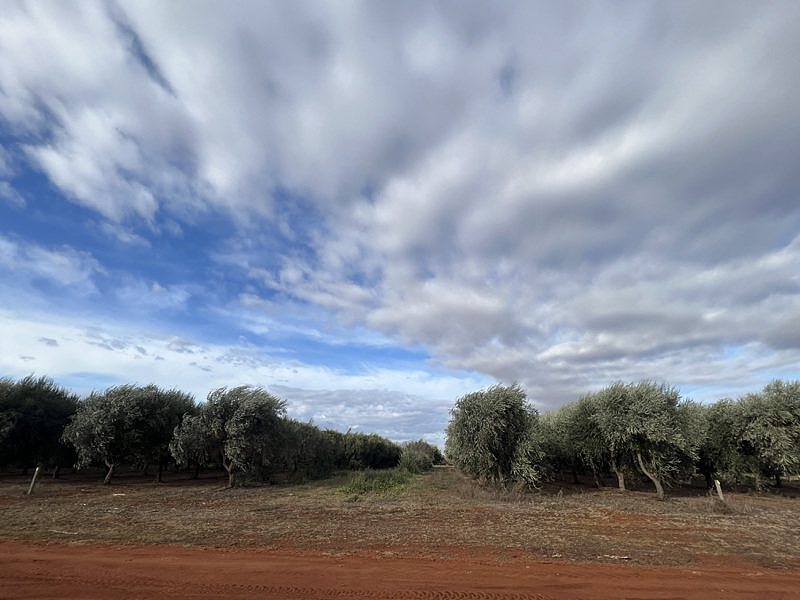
[
  {"x1": 156, "y1": 461, "x2": 164, "y2": 484},
  {"x1": 704, "y1": 470, "x2": 713, "y2": 490},
  {"x1": 103, "y1": 462, "x2": 116, "y2": 485},
  {"x1": 223, "y1": 457, "x2": 236, "y2": 488},
  {"x1": 192, "y1": 463, "x2": 200, "y2": 480},
  {"x1": 571, "y1": 468, "x2": 579, "y2": 484},
  {"x1": 636, "y1": 451, "x2": 664, "y2": 500},
  {"x1": 591, "y1": 465, "x2": 601, "y2": 489},
  {"x1": 775, "y1": 473, "x2": 782, "y2": 488},
  {"x1": 52, "y1": 465, "x2": 61, "y2": 479},
  {"x1": 610, "y1": 457, "x2": 626, "y2": 491},
  {"x1": 752, "y1": 470, "x2": 762, "y2": 492}
]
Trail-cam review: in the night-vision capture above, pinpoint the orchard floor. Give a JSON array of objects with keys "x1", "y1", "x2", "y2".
[{"x1": 1, "y1": 468, "x2": 799, "y2": 599}]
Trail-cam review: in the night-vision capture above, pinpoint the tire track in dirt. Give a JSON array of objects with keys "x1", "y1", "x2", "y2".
[
  {"x1": 9, "y1": 570, "x2": 558, "y2": 600},
  {"x1": 2, "y1": 541, "x2": 797, "y2": 600}
]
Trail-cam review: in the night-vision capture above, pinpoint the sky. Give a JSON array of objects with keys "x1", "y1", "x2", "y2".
[{"x1": 1, "y1": 1, "x2": 799, "y2": 446}]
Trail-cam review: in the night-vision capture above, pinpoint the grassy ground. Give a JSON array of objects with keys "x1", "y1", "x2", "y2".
[{"x1": 1, "y1": 467, "x2": 798, "y2": 567}]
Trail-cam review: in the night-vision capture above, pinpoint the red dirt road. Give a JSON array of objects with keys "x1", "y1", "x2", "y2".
[{"x1": 1, "y1": 542, "x2": 798, "y2": 600}]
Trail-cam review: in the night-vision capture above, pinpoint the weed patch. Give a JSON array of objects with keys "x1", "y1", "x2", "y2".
[{"x1": 340, "y1": 468, "x2": 414, "y2": 500}]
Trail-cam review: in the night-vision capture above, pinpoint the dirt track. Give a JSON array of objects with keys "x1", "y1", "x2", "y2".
[{"x1": 1, "y1": 541, "x2": 798, "y2": 600}]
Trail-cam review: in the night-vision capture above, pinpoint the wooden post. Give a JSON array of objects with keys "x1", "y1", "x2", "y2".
[
  {"x1": 26, "y1": 466, "x2": 41, "y2": 496},
  {"x1": 714, "y1": 479, "x2": 725, "y2": 503}
]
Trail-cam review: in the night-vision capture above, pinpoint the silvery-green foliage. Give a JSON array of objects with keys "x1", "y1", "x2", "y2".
[
  {"x1": 511, "y1": 415, "x2": 546, "y2": 488},
  {"x1": 170, "y1": 414, "x2": 210, "y2": 470},
  {"x1": 734, "y1": 380, "x2": 800, "y2": 484},
  {"x1": 63, "y1": 385, "x2": 145, "y2": 470},
  {"x1": 593, "y1": 381, "x2": 699, "y2": 487},
  {"x1": 223, "y1": 390, "x2": 287, "y2": 480},
  {"x1": 172, "y1": 386, "x2": 288, "y2": 486},
  {"x1": 63, "y1": 384, "x2": 194, "y2": 478},
  {"x1": 446, "y1": 383, "x2": 543, "y2": 487},
  {"x1": 560, "y1": 393, "x2": 610, "y2": 478}
]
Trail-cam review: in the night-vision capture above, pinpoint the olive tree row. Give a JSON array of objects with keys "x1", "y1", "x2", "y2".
[
  {"x1": 170, "y1": 388, "x2": 403, "y2": 487},
  {"x1": 59, "y1": 383, "x2": 401, "y2": 486},
  {"x1": 446, "y1": 379, "x2": 800, "y2": 498},
  {"x1": 547, "y1": 381, "x2": 701, "y2": 499},
  {"x1": 696, "y1": 380, "x2": 800, "y2": 489}
]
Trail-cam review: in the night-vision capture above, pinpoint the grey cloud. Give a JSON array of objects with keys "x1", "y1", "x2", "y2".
[
  {"x1": 167, "y1": 339, "x2": 199, "y2": 354},
  {"x1": 2, "y1": 2, "x2": 799, "y2": 410},
  {"x1": 37, "y1": 337, "x2": 59, "y2": 347}
]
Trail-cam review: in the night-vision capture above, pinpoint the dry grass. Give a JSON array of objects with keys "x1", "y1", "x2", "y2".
[{"x1": 1, "y1": 467, "x2": 798, "y2": 567}]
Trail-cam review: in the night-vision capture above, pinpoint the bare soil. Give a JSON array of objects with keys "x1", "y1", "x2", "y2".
[{"x1": 1, "y1": 468, "x2": 799, "y2": 598}]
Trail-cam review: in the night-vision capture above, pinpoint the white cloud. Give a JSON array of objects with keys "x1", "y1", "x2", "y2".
[
  {"x1": 0, "y1": 308, "x2": 488, "y2": 442},
  {"x1": 0, "y1": 235, "x2": 102, "y2": 292},
  {"x1": 115, "y1": 279, "x2": 192, "y2": 312},
  {"x1": 0, "y1": 181, "x2": 24, "y2": 207},
  {"x1": 1, "y1": 2, "x2": 799, "y2": 410}
]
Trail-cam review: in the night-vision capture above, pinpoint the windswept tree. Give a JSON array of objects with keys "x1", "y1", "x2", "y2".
[
  {"x1": 171, "y1": 386, "x2": 287, "y2": 487},
  {"x1": 734, "y1": 380, "x2": 800, "y2": 488},
  {"x1": 137, "y1": 388, "x2": 195, "y2": 481},
  {"x1": 446, "y1": 383, "x2": 543, "y2": 488},
  {"x1": 169, "y1": 414, "x2": 209, "y2": 478},
  {"x1": 224, "y1": 390, "x2": 288, "y2": 483},
  {"x1": 63, "y1": 384, "x2": 194, "y2": 484},
  {"x1": 593, "y1": 381, "x2": 700, "y2": 499},
  {"x1": 0, "y1": 375, "x2": 78, "y2": 475},
  {"x1": 696, "y1": 399, "x2": 739, "y2": 488},
  {"x1": 551, "y1": 394, "x2": 609, "y2": 487}
]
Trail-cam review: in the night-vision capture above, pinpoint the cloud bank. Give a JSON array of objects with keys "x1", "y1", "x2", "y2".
[{"x1": 1, "y1": 2, "x2": 799, "y2": 437}]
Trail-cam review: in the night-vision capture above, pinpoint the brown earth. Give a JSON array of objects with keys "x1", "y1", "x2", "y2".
[
  {"x1": 1, "y1": 468, "x2": 799, "y2": 598},
  {"x1": 2, "y1": 540, "x2": 798, "y2": 599}
]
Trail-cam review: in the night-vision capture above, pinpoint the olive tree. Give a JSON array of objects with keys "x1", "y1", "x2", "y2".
[
  {"x1": 0, "y1": 375, "x2": 78, "y2": 475},
  {"x1": 445, "y1": 383, "x2": 543, "y2": 487},
  {"x1": 171, "y1": 386, "x2": 286, "y2": 487},
  {"x1": 554, "y1": 394, "x2": 610, "y2": 487},
  {"x1": 224, "y1": 391, "x2": 287, "y2": 483},
  {"x1": 594, "y1": 381, "x2": 699, "y2": 499},
  {"x1": 733, "y1": 380, "x2": 800, "y2": 488},
  {"x1": 63, "y1": 384, "x2": 193, "y2": 484}
]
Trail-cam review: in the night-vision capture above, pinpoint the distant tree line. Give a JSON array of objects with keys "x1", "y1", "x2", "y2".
[
  {"x1": 0, "y1": 376, "x2": 414, "y2": 486},
  {"x1": 446, "y1": 380, "x2": 800, "y2": 497}
]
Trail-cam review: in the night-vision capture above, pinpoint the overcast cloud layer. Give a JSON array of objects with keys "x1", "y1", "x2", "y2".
[{"x1": 1, "y1": 2, "x2": 799, "y2": 441}]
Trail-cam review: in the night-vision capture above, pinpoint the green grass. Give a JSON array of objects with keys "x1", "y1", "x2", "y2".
[{"x1": 340, "y1": 467, "x2": 415, "y2": 500}]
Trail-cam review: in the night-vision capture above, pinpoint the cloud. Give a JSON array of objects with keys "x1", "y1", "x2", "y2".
[
  {"x1": 0, "y1": 181, "x2": 24, "y2": 207},
  {"x1": 1, "y1": 2, "x2": 799, "y2": 413},
  {"x1": 0, "y1": 308, "x2": 487, "y2": 441},
  {"x1": 115, "y1": 279, "x2": 192, "y2": 312},
  {"x1": 0, "y1": 235, "x2": 102, "y2": 292}
]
